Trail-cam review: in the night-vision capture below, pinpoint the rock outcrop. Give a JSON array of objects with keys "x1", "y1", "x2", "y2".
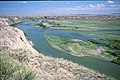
[
  {"x1": 0, "y1": 18, "x2": 9, "y2": 27},
  {"x1": 0, "y1": 27, "x2": 40, "y2": 55}
]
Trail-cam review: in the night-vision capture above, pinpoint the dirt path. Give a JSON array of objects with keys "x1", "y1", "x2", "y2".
[{"x1": 68, "y1": 46, "x2": 77, "y2": 54}]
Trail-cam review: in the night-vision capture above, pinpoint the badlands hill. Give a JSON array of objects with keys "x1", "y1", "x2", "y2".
[{"x1": 0, "y1": 17, "x2": 115, "y2": 80}]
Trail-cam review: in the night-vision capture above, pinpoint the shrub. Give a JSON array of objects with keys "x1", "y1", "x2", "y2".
[{"x1": 0, "y1": 56, "x2": 36, "y2": 80}]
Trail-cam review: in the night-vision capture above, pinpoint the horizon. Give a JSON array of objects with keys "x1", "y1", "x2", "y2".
[
  {"x1": 0, "y1": 13, "x2": 120, "y2": 16},
  {"x1": 0, "y1": 1, "x2": 120, "y2": 15}
]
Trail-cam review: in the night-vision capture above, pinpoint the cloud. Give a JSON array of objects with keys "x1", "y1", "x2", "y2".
[
  {"x1": 88, "y1": 4, "x2": 96, "y2": 8},
  {"x1": 87, "y1": 3, "x2": 104, "y2": 8},
  {"x1": 107, "y1": 0, "x2": 114, "y2": 3},
  {"x1": 18, "y1": 1, "x2": 28, "y2": 4},
  {"x1": 53, "y1": 6, "x2": 81, "y2": 11},
  {"x1": 52, "y1": 3, "x2": 119, "y2": 12},
  {"x1": 40, "y1": 3, "x2": 47, "y2": 6}
]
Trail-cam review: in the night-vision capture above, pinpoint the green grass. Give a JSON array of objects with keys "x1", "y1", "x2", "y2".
[
  {"x1": 45, "y1": 34, "x2": 118, "y2": 61},
  {"x1": 30, "y1": 23, "x2": 48, "y2": 28},
  {"x1": 30, "y1": 20, "x2": 120, "y2": 31},
  {"x1": 0, "y1": 56, "x2": 36, "y2": 80},
  {"x1": 95, "y1": 32, "x2": 120, "y2": 39},
  {"x1": 45, "y1": 35, "x2": 104, "y2": 57},
  {"x1": 88, "y1": 38, "x2": 120, "y2": 65},
  {"x1": 57, "y1": 22, "x2": 120, "y2": 29},
  {"x1": 33, "y1": 21, "x2": 120, "y2": 32}
]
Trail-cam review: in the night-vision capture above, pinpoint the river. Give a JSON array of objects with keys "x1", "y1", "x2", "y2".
[{"x1": 18, "y1": 21, "x2": 120, "y2": 79}]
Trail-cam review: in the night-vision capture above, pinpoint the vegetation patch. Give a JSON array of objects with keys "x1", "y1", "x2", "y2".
[
  {"x1": 58, "y1": 22, "x2": 120, "y2": 29},
  {"x1": 89, "y1": 38, "x2": 120, "y2": 65},
  {"x1": 31, "y1": 20, "x2": 120, "y2": 32},
  {"x1": 45, "y1": 35, "x2": 111, "y2": 60},
  {"x1": 0, "y1": 56, "x2": 36, "y2": 80},
  {"x1": 10, "y1": 22, "x2": 23, "y2": 27}
]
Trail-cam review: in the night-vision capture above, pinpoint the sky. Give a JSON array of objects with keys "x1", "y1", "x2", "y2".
[{"x1": 0, "y1": 0, "x2": 120, "y2": 14}]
